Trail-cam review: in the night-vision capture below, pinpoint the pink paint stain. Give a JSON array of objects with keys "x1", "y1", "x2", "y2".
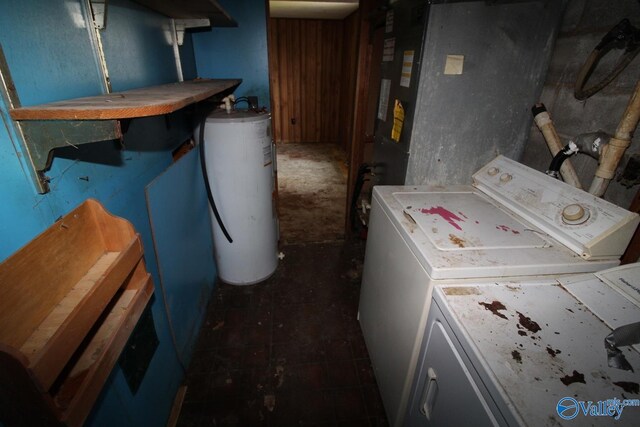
[
  {"x1": 496, "y1": 225, "x2": 520, "y2": 235},
  {"x1": 420, "y1": 206, "x2": 465, "y2": 231}
]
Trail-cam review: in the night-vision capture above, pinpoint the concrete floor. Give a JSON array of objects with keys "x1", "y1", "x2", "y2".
[
  {"x1": 176, "y1": 240, "x2": 388, "y2": 426},
  {"x1": 276, "y1": 143, "x2": 348, "y2": 244}
]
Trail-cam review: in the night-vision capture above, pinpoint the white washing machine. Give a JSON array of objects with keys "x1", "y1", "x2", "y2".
[
  {"x1": 358, "y1": 156, "x2": 639, "y2": 426},
  {"x1": 406, "y1": 263, "x2": 640, "y2": 426}
]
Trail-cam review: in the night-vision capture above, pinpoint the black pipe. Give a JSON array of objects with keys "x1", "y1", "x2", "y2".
[{"x1": 199, "y1": 116, "x2": 233, "y2": 243}]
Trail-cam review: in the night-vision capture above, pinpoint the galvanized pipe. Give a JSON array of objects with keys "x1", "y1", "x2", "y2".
[{"x1": 589, "y1": 79, "x2": 640, "y2": 197}]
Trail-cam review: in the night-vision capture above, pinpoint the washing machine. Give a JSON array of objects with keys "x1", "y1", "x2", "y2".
[
  {"x1": 406, "y1": 263, "x2": 640, "y2": 426},
  {"x1": 358, "y1": 155, "x2": 639, "y2": 426}
]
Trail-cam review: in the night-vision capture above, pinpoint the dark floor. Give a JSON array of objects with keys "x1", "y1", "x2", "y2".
[{"x1": 176, "y1": 239, "x2": 388, "y2": 426}]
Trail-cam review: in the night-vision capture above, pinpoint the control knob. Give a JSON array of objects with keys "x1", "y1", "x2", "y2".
[
  {"x1": 562, "y1": 204, "x2": 589, "y2": 223},
  {"x1": 487, "y1": 167, "x2": 500, "y2": 176},
  {"x1": 499, "y1": 173, "x2": 512, "y2": 183}
]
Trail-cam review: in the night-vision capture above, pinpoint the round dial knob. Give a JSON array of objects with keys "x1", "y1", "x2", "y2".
[
  {"x1": 499, "y1": 173, "x2": 512, "y2": 182},
  {"x1": 562, "y1": 204, "x2": 586, "y2": 222},
  {"x1": 487, "y1": 167, "x2": 500, "y2": 176}
]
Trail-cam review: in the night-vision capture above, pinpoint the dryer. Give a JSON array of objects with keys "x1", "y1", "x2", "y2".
[
  {"x1": 358, "y1": 156, "x2": 639, "y2": 426},
  {"x1": 407, "y1": 263, "x2": 640, "y2": 426}
]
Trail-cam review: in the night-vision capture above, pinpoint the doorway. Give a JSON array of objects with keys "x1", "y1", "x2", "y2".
[{"x1": 267, "y1": 13, "x2": 360, "y2": 244}]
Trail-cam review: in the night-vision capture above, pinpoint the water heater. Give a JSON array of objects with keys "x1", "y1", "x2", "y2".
[{"x1": 200, "y1": 110, "x2": 278, "y2": 285}]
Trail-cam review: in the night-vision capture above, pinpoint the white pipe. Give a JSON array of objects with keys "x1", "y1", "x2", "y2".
[
  {"x1": 532, "y1": 104, "x2": 583, "y2": 189},
  {"x1": 589, "y1": 79, "x2": 640, "y2": 197},
  {"x1": 171, "y1": 19, "x2": 184, "y2": 82}
]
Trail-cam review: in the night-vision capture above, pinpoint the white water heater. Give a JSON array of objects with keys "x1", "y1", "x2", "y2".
[{"x1": 200, "y1": 110, "x2": 278, "y2": 285}]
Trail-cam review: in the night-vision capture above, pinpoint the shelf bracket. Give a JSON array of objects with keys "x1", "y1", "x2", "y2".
[
  {"x1": 20, "y1": 119, "x2": 122, "y2": 172},
  {"x1": 0, "y1": 44, "x2": 121, "y2": 193}
]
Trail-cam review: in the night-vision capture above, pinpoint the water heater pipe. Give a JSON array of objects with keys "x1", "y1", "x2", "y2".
[
  {"x1": 589, "y1": 79, "x2": 640, "y2": 197},
  {"x1": 532, "y1": 104, "x2": 583, "y2": 189}
]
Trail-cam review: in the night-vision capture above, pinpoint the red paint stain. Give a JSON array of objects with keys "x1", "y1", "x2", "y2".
[
  {"x1": 458, "y1": 211, "x2": 468, "y2": 219},
  {"x1": 475, "y1": 220, "x2": 480, "y2": 224},
  {"x1": 496, "y1": 225, "x2": 520, "y2": 235},
  {"x1": 420, "y1": 206, "x2": 465, "y2": 231}
]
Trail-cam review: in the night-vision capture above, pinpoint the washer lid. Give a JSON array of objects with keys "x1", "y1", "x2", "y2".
[
  {"x1": 395, "y1": 192, "x2": 546, "y2": 251},
  {"x1": 435, "y1": 280, "x2": 640, "y2": 427},
  {"x1": 373, "y1": 186, "x2": 617, "y2": 280},
  {"x1": 561, "y1": 263, "x2": 640, "y2": 346}
]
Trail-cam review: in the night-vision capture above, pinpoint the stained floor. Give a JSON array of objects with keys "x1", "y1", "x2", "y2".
[
  {"x1": 277, "y1": 143, "x2": 348, "y2": 244},
  {"x1": 176, "y1": 239, "x2": 388, "y2": 426}
]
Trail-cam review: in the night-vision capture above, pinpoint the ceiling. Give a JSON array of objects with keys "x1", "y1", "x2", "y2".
[{"x1": 269, "y1": 0, "x2": 359, "y2": 20}]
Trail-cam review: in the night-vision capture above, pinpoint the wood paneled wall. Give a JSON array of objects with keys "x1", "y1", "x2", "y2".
[{"x1": 268, "y1": 17, "x2": 359, "y2": 146}]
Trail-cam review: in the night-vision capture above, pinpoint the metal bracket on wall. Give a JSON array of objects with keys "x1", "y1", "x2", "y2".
[{"x1": 0, "y1": 44, "x2": 121, "y2": 193}]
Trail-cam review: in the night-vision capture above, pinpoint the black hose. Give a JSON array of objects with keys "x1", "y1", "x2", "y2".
[
  {"x1": 199, "y1": 116, "x2": 233, "y2": 243},
  {"x1": 574, "y1": 19, "x2": 640, "y2": 100},
  {"x1": 547, "y1": 144, "x2": 576, "y2": 179}
]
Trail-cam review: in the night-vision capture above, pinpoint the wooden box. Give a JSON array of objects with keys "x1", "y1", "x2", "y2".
[{"x1": 0, "y1": 200, "x2": 154, "y2": 426}]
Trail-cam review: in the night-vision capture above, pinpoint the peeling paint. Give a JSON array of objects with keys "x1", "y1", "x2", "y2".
[
  {"x1": 479, "y1": 300, "x2": 508, "y2": 320},
  {"x1": 561, "y1": 370, "x2": 585, "y2": 386}
]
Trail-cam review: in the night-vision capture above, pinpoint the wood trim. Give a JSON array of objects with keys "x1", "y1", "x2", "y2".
[{"x1": 346, "y1": 0, "x2": 377, "y2": 234}]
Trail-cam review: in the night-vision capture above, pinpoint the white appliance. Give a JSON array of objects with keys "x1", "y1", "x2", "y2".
[
  {"x1": 406, "y1": 264, "x2": 640, "y2": 426},
  {"x1": 201, "y1": 110, "x2": 278, "y2": 285},
  {"x1": 358, "y1": 155, "x2": 639, "y2": 426}
]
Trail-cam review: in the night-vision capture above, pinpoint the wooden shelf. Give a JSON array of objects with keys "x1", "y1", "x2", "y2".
[
  {"x1": 5, "y1": 78, "x2": 240, "y2": 193},
  {"x1": 0, "y1": 200, "x2": 155, "y2": 427},
  {"x1": 10, "y1": 79, "x2": 241, "y2": 121},
  {"x1": 132, "y1": 0, "x2": 237, "y2": 27}
]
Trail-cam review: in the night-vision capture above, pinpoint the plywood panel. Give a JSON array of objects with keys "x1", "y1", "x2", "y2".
[{"x1": 268, "y1": 18, "x2": 356, "y2": 144}]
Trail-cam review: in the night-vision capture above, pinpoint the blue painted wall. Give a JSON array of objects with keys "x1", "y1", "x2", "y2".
[
  {"x1": 0, "y1": 1, "x2": 212, "y2": 426},
  {"x1": 192, "y1": 0, "x2": 271, "y2": 108}
]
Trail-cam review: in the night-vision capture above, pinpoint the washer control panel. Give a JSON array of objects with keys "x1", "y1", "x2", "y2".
[{"x1": 473, "y1": 156, "x2": 639, "y2": 259}]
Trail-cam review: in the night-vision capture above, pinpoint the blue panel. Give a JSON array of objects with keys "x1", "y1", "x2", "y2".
[
  {"x1": 192, "y1": 0, "x2": 271, "y2": 108},
  {"x1": 0, "y1": 1, "x2": 210, "y2": 426},
  {"x1": 0, "y1": 108, "x2": 55, "y2": 259},
  {"x1": 101, "y1": 0, "x2": 179, "y2": 91},
  {"x1": 0, "y1": 0, "x2": 105, "y2": 105},
  {"x1": 146, "y1": 147, "x2": 217, "y2": 366},
  {"x1": 180, "y1": 33, "x2": 198, "y2": 81}
]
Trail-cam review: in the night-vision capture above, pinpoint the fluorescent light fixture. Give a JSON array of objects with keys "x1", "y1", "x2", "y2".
[{"x1": 270, "y1": 1, "x2": 359, "y2": 20}]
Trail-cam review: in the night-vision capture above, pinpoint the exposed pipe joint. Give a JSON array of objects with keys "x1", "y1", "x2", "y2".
[
  {"x1": 220, "y1": 94, "x2": 236, "y2": 114},
  {"x1": 532, "y1": 103, "x2": 583, "y2": 189},
  {"x1": 589, "y1": 79, "x2": 640, "y2": 196}
]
